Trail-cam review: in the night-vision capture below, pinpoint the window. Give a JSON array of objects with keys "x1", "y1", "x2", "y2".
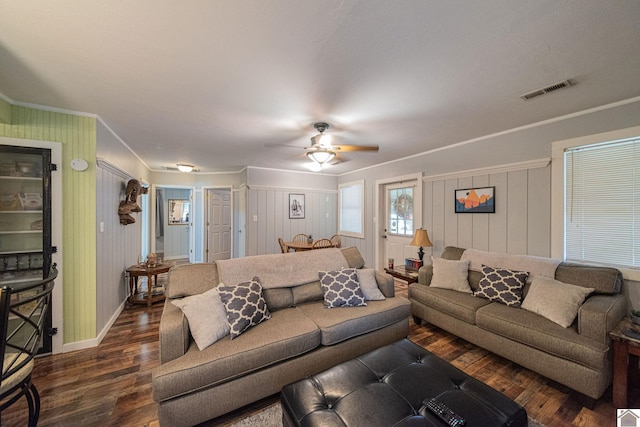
[
  {"x1": 339, "y1": 180, "x2": 364, "y2": 238},
  {"x1": 564, "y1": 136, "x2": 639, "y2": 269},
  {"x1": 387, "y1": 186, "x2": 414, "y2": 237}
]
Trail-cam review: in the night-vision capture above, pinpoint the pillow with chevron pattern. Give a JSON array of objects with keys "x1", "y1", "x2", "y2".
[{"x1": 474, "y1": 264, "x2": 529, "y2": 307}]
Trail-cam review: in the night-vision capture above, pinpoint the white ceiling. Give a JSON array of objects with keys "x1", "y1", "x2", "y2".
[{"x1": 1, "y1": 1, "x2": 640, "y2": 174}]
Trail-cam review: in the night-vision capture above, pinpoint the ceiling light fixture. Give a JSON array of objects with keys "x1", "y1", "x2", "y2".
[
  {"x1": 177, "y1": 164, "x2": 194, "y2": 173},
  {"x1": 306, "y1": 150, "x2": 336, "y2": 165}
]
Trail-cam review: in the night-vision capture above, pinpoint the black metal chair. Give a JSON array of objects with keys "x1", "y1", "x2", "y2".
[{"x1": 0, "y1": 265, "x2": 57, "y2": 427}]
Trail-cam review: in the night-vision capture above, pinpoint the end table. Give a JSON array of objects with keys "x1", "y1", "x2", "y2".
[
  {"x1": 125, "y1": 263, "x2": 171, "y2": 307},
  {"x1": 384, "y1": 265, "x2": 419, "y2": 284},
  {"x1": 610, "y1": 317, "x2": 640, "y2": 408}
]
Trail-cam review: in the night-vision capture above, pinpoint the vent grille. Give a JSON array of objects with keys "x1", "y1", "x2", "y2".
[{"x1": 520, "y1": 79, "x2": 573, "y2": 100}]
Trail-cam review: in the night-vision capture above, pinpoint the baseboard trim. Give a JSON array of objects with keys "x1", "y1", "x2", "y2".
[{"x1": 62, "y1": 300, "x2": 126, "y2": 353}]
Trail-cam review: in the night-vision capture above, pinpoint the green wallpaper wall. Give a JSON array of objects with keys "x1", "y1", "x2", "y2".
[{"x1": 0, "y1": 105, "x2": 97, "y2": 344}]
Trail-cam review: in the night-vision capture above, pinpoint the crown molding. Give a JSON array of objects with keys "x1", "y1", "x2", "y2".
[{"x1": 421, "y1": 158, "x2": 551, "y2": 182}]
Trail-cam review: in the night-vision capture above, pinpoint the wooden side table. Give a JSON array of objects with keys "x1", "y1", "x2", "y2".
[
  {"x1": 384, "y1": 265, "x2": 419, "y2": 284},
  {"x1": 610, "y1": 317, "x2": 640, "y2": 408},
  {"x1": 125, "y1": 263, "x2": 171, "y2": 307}
]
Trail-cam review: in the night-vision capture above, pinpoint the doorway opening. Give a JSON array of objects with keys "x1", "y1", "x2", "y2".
[{"x1": 153, "y1": 186, "x2": 195, "y2": 262}]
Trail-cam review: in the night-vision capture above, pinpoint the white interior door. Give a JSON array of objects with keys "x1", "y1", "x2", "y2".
[
  {"x1": 384, "y1": 182, "x2": 417, "y2": 268},
  {"x1": 206, "y1": 189, "x2": 232, "y2": 262}
]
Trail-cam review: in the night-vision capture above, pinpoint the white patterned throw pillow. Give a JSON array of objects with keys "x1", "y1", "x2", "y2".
[
  {"x1": 171, "y1": 286, "x2": 230, "y2": 350},
  {"x1": 218, "y1": 276, "x2": 271, "y2": 339},
  {"x1": 474, "y1": 264, "x2": 529, "y2": 307},
  {"x1": 319, "y1": 269, "x2": 367, "y2": 308}
]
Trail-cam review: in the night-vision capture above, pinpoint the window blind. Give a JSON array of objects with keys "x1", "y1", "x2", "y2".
[
  {"x1": 339, "y1": 181, "x2": 364, "y2": 237},
  {"x1": 564, "y1": 137, "x2": 639, "y2": 268}
]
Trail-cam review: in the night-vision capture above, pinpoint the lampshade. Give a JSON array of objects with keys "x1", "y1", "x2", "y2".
[
  {"x1": 410, "y1": 228, "x2": 433, "y2": 247},
  {"x1": 177, "y1": 164, "x2": 194, "y2": 173},
  {"x1": 306, "y1": 150, "x2": 336, "y2": 165}
]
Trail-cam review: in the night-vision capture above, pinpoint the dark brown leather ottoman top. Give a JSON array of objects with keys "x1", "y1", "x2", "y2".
[{"x1": 281, "y1": 339, "x2": 527, "y2": 426}]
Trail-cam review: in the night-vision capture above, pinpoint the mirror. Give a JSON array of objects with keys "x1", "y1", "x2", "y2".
[{"x1": 168, "y1": 199, "x2": 190, "y2": 225}]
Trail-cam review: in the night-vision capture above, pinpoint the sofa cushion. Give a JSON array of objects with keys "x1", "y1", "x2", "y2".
[
  {"x1": 341, "y1": 246, "x2": 366, "y2": 269},
  {"x1": 474, "y1": 265, "x2": 528, "y2": 307},
  {"x1": 166, "y1": 263, "x2": 218, "y2": 298},
  {"x1": 409, "y1": 285, "x2": 491, "y2": 324},
  {"x1": 263, "y1": 287, "x2": 294, "y2": 311},
  {"x1": 475, "y1": 303, "x2": 609, "y2": 370},
  {"x1": 296, "y1": 298, "x2": 410, "y2": 345},
  {"x1": 555, "y1": 262, "x2": 623, "y2": 294},
  {"x1": 152, "y1": 308, "x2": 321, "y2": 402},
  {"x1": 216, "y1": 248, "x2": 349, "y2": 290},
  {"x1": 356, "y1": 269, "x2": 386, "y2": 301},
  {"x1": 319, "y1": 269, "x2": 367, "y2": 308},
  {"x1": 171, "y1": 287, "x2": 229, "y2": 350},
  {"x1": 292, "y1": 282, "x2": 324, "y2": 305},
  {"x1": 218, "y1": 277, "x2": 271, "y2": 339},
  {"x1": 521, "y1": 276, "x2": 595, "y2": 328},
  {"x1": 430, "y1": 257, "x2": 471, "y2": 293}
]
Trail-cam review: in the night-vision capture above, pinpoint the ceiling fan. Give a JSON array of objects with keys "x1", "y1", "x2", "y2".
[{"x1": 304, "y1": 122, "x2": 379, "y2": 165}]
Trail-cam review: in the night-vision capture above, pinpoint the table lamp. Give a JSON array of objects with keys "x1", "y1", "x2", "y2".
[{"x1": 410, "y1": 228, "x2": 433, "y2": 261}]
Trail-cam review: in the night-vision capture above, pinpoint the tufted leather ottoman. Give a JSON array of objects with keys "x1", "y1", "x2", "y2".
[{"x1": 281, "y1": 339, "x2": 527, "y2": 426}]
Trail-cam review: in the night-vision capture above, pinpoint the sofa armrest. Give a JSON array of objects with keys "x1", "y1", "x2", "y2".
[
  {"x1": 418, "y1": 265, "x2": 433, "y2": 286},
  {"x1": 375, "y1": 271, "x2": 395, "y2": 297},
  {"x1": 578, "y1": 293, "x2": 627, "y2": 345},
  {"x1": 159, "y1": 300, "x2": 191, "y2": 364}
]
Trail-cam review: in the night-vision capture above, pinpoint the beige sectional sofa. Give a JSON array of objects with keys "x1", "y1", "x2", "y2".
[
  {"x1": 409, "y1": 246, "x2": 627, "y2": 401},
  {"x1": 151, "y1": 247, "x2": 410, "y2": 427}
]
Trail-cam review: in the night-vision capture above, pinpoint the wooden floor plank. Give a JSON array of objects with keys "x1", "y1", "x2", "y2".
[{"x1": 1, "y1": 280, "x2": 624, "y2": 426}]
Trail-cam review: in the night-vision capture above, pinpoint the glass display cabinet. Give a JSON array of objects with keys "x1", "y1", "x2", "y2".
[{"x1": 0, "y1": 144, "x2": 56, "y2": 353}]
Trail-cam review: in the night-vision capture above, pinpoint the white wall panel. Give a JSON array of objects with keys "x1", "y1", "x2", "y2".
[
  {"x1": 246, "y1": 187, "x2": 337, "y2": 256},
  {"x1": 506, "y1": 170, "x2": 528, "y2": 254},
  {"x1": 489, "y1": 173, "x2": 508, "y2": 253}
]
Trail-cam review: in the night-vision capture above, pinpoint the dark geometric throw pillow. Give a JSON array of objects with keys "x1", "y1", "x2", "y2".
[
  {"x1": 319, "y1": 269, "x2": 367, "y2": 308},
  {"x1": 474, "y1": 265, "x2": 529, "y2": 307},
  {"x1": 218, "y1": 276, "x2": 271, "y2": 339}
]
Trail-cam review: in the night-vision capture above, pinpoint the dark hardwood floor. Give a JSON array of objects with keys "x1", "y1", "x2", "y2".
[{"x1": 2, "y1": 281, "x2": 625, "y2": 426}]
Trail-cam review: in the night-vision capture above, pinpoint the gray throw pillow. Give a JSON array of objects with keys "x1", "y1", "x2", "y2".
[
  {"x1": 429, "y1": 257, "x2": 471, "y2": 293},
  {"x1": 171, "y1": 287, "x2": 230, "y2": 350},
  {"x1": 474, "y1": 264, "x2": 529, "y2": 307},
  {"x1": 521, "y1": 276, "x2": 594, "y2": 327},
  {"x1": 319, "y1": 269, "x2": 367, "y2": 308},
  {"x1": 356, "y1": 269, "x2": 386, "y2": 301},
  {"x1": 218, "y1": 277, "x2": 271, "y2": 339}
]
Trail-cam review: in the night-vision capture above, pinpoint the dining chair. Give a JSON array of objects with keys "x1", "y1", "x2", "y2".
[
  {"x1": 330, "y1": 234, "x2": 342, "y2": 248},
  {"x1": 0, "y1": 265, "x2": 57, "y2": 427},
  {"x1": 292, "y1": 234, "x2": 309, "y2": 243},
  {"x1": 278, "y1": 237, "x2": 290, "y2": 253},
  {"x1": 312, "y1": 238, "x2": 333, "y2": 249}
]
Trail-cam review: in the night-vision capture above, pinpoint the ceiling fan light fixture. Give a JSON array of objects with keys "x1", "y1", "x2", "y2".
[
  {"x1": 306, "y1": 150, "x2": 335, "y2": 165},
  {"x1": 177, "y1": 163, "x2": 194, "y2": 173}
]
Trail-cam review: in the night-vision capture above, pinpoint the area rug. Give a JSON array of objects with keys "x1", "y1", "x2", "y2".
[{"x1": 228, "y1": 402, "x2": 546, "y2": 426}]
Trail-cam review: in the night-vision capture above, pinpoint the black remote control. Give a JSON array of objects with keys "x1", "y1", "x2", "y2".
[
  {"x1": 624, "y1": 330, "x2": 640, "y2": 340},
  {"x1": 426, "y1": 398, "x2": 466, "y2": 426}
]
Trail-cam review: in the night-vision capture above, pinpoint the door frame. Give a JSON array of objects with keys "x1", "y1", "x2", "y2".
[
  {"x1": 374, "y1": 173, "x2": 423, "y2": 270},
  {"x1": 151, "y1": 184, "x2": 196, "y2": 262},
  {"x1": 203, "y1": 186, "x2": 234, "y2": 261}
]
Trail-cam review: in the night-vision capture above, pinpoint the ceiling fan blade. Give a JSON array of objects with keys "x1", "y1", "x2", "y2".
[{"x1": 332, "y1": 144, "x2": 379, "y2": 152}]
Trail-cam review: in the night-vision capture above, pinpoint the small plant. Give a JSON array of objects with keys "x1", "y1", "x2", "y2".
[{"x1": 632, "y1": 309, "x2": 640, "y2": 317}]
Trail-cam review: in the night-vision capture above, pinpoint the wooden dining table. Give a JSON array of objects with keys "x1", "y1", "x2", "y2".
[{"x1": 286, "y1": 241, "x2": 315, "y2": 251}]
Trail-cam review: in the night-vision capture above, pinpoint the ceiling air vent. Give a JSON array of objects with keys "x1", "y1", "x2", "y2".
[{"x1": 520, "y1": 79, "x2": 573, "y2": 101}]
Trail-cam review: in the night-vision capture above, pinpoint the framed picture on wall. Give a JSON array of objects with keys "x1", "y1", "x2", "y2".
[
  {"x1": 455, "y1": 186, "x2": 495, "y2": 213},
  {"x1": 289, "y1": 194, "x2": 305, "y2": 219}
]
